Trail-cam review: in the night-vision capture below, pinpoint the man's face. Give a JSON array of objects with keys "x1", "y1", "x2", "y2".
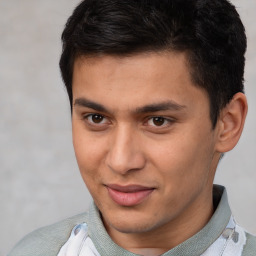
[{"x1": 72, "y1": 52, "x2": 220, "y2": 236}]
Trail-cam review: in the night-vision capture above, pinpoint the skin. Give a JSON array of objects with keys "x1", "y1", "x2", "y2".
[{"x1": 71, "y1": 52, "x2": 247, "y2": 255}]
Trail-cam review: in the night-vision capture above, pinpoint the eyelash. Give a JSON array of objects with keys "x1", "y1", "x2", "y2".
[
  {"x1": 145, "y1": 116, "x2": 174, "y2": 127},
  {"x1": 82, "y1": 113, "x2": 109, "y2": 125},
  {"x1": 82, "y1": 113, "x2": 175, "y2": 129}
]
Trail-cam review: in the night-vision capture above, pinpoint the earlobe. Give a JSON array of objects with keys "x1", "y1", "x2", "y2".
[{"x1": 215, "y1": 92, "x2": 248, "y2": 153}]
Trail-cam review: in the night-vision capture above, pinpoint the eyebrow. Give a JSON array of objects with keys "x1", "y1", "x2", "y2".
[
  {"x1": 74, "y1": 97, "x2": 186, "y2": 114},
  {"x1": 74, "y1": 98, "x2": 108, "y2": 112},
  {"x1": 135, "y1": 101, "x2": 186, "y2": 114}
]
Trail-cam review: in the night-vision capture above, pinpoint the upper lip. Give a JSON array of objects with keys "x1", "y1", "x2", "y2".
[{"x1": 106, "y1": 184, "x2": 155, "y2": 193}]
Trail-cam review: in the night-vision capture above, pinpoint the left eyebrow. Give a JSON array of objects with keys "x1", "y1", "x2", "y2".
[{"x1": 135, "y1": 101, "x2": 186, "y2": 114}]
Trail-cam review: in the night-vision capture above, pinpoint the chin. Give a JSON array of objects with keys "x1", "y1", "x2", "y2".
[{"x1": 103, "y1": 209, "x2": 166, "y2": 234}]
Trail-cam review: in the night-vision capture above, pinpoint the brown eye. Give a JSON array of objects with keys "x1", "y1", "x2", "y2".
[
  {"x1": 85, "y1": 114, "x2": 107, "y2": 125},
  {"x1": 91, "y1": 114, "x2": 104, "y2": 123},
  {"x1": 152, "y1": 117, "x2": 165, "y2": 126},
  {"x1": 147, "y1": 116, "x2": 173, "y2": 128},
  {"x1": 84, "y1": 113, "x2": 110, "y2": 130}
]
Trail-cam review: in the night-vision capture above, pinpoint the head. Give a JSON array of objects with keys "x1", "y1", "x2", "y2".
[{"x1": 59, "y1": 0, "x2": 248, "y2": 250}]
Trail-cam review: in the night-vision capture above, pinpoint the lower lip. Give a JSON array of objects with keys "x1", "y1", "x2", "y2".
[{"x1": 107, "y1": 187, "x2": 154, "y2": 206}]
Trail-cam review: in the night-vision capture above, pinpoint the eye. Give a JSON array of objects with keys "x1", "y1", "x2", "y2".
[
  {"x1": 85, "y1": 114, "x2": 108, "y2": 124},
  {"x1": 147, "y1": 116, "x2": 173, "y2": 127}
]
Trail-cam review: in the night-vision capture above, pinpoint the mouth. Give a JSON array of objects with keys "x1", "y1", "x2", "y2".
[{"x1": 106, "y1": 184, "x2": 155, "y2": 207}]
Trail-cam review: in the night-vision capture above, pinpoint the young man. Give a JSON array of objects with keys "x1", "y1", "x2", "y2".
[{"x1": 8, "y1": 0, "x2": 256, "y2": 255}]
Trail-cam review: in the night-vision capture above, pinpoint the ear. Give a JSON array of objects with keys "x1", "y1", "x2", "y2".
[{"x1": 215, "y1": 92, "x2": 248, "y2": 153}]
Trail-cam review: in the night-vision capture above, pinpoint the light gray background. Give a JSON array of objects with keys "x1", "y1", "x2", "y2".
[{"x1": 0, "y1": 1, "x2": 255, "y2": 255}]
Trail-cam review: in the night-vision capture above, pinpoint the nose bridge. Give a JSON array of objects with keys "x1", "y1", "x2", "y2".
[{"x1": 106, "y1": 123, "x2": 145, "y2": 174}]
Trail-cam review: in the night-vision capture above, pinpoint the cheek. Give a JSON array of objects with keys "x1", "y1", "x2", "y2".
[
  {"x1": 147, "y1": 127, "x2": 215, "y2": 187},
  {"x1": 72, "y1": 124, "x2": 107, "y2": 183}
]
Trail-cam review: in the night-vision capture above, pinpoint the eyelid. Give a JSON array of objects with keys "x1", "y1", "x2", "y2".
[
  {"x1": 82, "y1": 113, "x2": 110, "y2": 125},
  {"x1": 145, "y1": 116, "x2": 175, "y2": 127},
  {"x1": 80, "y1": 112, "x2": 175, "y2": 130}
]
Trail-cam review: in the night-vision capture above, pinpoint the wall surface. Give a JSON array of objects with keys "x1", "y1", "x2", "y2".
[{"x1": 0, "y1": 1, "x2": 255, "y2": 255}]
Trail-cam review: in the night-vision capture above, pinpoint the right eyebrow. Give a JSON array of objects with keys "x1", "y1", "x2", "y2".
[{"x1": 73, "y1": 98, "x2": 108, "y2": 112}]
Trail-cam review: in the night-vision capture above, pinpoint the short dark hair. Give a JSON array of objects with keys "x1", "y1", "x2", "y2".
[{"x1": 59, "y1": 0, "x2": 247, "y2": 127}]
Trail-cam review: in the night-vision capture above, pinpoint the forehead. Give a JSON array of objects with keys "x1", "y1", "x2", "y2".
[
  {"x1": 72, "y1": 52, "x2": 209, "y2": 113},
  {"x1": 73, "y1": 51, "x2": 190, "y2": 85}
]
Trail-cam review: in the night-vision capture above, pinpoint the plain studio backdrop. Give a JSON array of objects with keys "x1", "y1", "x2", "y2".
[{"x1": 0, "y1": 1, "x2": 255, "y2": 255}]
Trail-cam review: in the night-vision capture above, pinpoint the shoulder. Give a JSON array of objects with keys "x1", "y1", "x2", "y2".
[
  {"x1": 243, "y1": 232, "x2": 256, "y2": 256},
  {"x1": 7, "y1": 212, "x2": 88, "y2": 256}
]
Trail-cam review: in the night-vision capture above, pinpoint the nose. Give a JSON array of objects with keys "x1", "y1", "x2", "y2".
[{"x1": 106, "y1": 125, "x2": 146, "y2": 175}]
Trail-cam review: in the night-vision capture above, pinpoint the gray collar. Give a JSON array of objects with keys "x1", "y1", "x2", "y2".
[{"x1": 87, "y1": 185, "x2": 231, "y2": 256}]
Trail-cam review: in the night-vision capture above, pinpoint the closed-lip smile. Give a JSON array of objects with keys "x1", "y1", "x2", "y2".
[{"x1": 106, "y1": 184, "x2": 155, "y2": 206}]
